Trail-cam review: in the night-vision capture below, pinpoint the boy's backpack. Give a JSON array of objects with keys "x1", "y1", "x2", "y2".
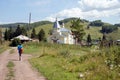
[{"x1": 20, "y1": 48, "x2": 23, "y2": 53}]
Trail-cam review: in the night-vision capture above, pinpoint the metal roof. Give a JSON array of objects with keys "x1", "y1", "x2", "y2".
[{"x1": 53, "y1": 18, "x2": 61, "y2": 28}]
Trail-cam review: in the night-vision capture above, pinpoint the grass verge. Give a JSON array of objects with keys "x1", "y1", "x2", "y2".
[{"x1": 5, "y1": 61, "x2": 15, "y2": 80}]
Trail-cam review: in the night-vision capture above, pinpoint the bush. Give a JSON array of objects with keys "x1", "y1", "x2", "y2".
[{"x1": 10, "y1": 38, "x2": 21, "y2": 46}]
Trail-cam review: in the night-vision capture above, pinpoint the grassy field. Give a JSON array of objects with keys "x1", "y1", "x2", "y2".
[
  {"x1": 107, "y1": 27, "x2": 120, "y2": 40},
  {"x1": 24, "y1": 42, "x2": 120, "y2": 80},
  {"x1": 0, "y1": 42, "x2": 9, "y2": 54}
]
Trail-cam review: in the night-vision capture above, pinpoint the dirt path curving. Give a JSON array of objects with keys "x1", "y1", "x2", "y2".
[{"x1": 0, "y1": 48, "x2": 46, "y2": 80}]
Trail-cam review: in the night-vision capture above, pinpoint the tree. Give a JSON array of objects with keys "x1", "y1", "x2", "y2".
[
  {"x1": 38, "y1": 29, "x2": 46, "y2": 41},
  {"x1": 100, "y1": 33, "x2": 107, "y2": 47},
  {"x1": 10, "y1": 38, "x2": 21, "y2": 47},
  {"x1": 21, "y1": 27, "x2": 27, "y2": 36},
  {"x1": 7, "y1": 27, "x2": 14, "y2": 40},
  {"x1": 87, "y1": 34, "x2": 92, "y2": 46},
  {"x1": 4, "y1": 29, "x2": 9, "y2": 40},
  {"x1": 90, "y1": 20, "x2": 104, "y2": 27},
  {"x1": 102, "y1": 33, "x2": 106, "y2": 40},
  {"x1": 70, "y1": 18, "x2": 85, "y2": 44},
  {"x1": 0, "y1": 28, "x2": 2, "y2": 44},
  {"x1": 31, "y1": 28, "x2": 36, "y2": 38},
  {"x1": 101, "y1": 25, "x2": 118, "y2": 33},
  {"x1": 14, "y1": 25, "x2": 22, "y2": 37}
]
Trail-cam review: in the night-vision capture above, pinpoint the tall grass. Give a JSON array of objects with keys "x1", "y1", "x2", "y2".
[
  {"x1": 24, "y1": 42, "x2": 120, "y2": 80},
  {"x1": 0, "y1": 42, "x2": 9, "y2": 54}
]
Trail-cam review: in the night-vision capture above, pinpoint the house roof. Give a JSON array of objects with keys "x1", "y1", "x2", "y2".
[
  {"x1": 117, "y1": 40, "x2": 120, "y2": 42},
  {"x1": 12, "y1": 35, "x2": 32, "y2": 40}
]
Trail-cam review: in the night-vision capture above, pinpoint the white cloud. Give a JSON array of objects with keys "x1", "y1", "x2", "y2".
[
  {"x1": 78, "y1": 0, "x2": 120, "y2": 10},
  {"x1": 45, "y1": 0, "x2": 120, "y2": 22}
]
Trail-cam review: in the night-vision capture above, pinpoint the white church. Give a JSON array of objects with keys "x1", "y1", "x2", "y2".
[{"x1": 48, "y1": 18, "x2": 75, "y2": 44}]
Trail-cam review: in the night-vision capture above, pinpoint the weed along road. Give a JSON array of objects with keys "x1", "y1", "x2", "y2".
[{"x1": 0, "y1": 48, "x2": 46, "y2": 80}]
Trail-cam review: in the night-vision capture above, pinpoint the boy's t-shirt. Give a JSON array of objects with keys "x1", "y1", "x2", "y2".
[{"x1": 17, "y1": 45, "x2": 23, "y2": 53}]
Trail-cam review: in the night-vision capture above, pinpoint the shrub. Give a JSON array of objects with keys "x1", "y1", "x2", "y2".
[{"x1": 10, "y1": 38, "x2": 21, "y2": 46}]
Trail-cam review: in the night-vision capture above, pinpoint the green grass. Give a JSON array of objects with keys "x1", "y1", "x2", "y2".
[
  {"x1": 23, "y1": 42, "x2": 120, "y2": 80},
  {"x1": 6, "y1": 61, "x2": 15, "y2": 80},
  {"x1": 107, "y1": 27, "x2": 120, "y2": 40},
  {"x1": 0, "y1": 42, "x2": 9, "y2": 54}
]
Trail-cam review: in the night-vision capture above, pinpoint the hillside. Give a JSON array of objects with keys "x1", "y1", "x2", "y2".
[
  {"x1": 0, "y1": 23, "x2": 27, "y2": 28},
  {"x1": 0, "y1": 18, "x2": 120, "y2": 40},
  {"x1": 31, "y1": 18, "x2": 102, "y2": 40}
]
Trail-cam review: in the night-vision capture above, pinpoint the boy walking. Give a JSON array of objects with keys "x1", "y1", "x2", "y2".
[{"x1": 17, "y1": 44, "x2": 23, "y2": 61}]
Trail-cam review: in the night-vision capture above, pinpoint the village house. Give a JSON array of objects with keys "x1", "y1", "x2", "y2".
[{"x1": 11, "y1": 35, "x2": 32, "y2": 43}]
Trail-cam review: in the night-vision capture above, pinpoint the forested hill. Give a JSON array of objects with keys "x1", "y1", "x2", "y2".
[
  {"x1": 0, "y1": 18, "x2": 119, "y2": 29},
  {"x1": 0, "y1": 23, "x2": 27, "y2": 28}
]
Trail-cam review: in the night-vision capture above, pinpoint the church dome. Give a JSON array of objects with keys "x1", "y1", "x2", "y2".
[{"x1": 53, "y1": 18, "x2": 61, "y2": 29}]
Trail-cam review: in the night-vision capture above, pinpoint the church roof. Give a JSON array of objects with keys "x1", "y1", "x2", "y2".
[
  {"x1": 60, "y1": 28, "x2": 71, "y2": 32},
  {"x1": 53, "y1": 18, "x2": 61, "y2": 28}
]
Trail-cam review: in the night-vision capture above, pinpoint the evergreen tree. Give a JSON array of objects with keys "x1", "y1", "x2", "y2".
[
  {"x1": 102, "y1": 33, "x2": 106, "y2": 40},
  {"x1": 0, "y1": 28, "x2": 2, "y2": 44},
  {"x1": 87, "y1": 34, "x2": 92, "y2": 46},
  {"x1": 4, "y1": 29, "x2": 8, "y2": 40},
  {"x1": 31, "y1": 28, "x2": 36, "y2": 38},
  {"x1": 14, "y1": 25, "x2": 22, "y2": 37},
  {"x1": 100, "y1": 33, "x2": 107, "y2": 47},
  {"x1": 21, "y1": 27, "x2": 27, "y2": 36},
  {"x1": 7, "y1": 27, "x2": 14, "y2": 40},
  {"x1": 70, "y1": 18, "x2": 85, "y2": 44},
  {"x1": 38, "y1": 29, "x2": 46, "y2": 41}
]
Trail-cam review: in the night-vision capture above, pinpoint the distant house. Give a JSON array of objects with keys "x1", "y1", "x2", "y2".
[
  {"x1": 116, "y1": 39, "x2": 120, "y2": 45},
  {"x1": 48, "y1": 18, "x2": 75, "y2": 44},
  {"x1": 11, "y1": 35, "x2": 32, "y2": 43}
]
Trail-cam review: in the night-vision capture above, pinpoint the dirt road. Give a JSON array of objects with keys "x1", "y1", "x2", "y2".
[{"x1": 0, "y1": 48, "x2": 46, "y2": 80}]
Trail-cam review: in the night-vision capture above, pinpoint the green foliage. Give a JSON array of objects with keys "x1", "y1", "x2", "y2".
[
  {"x1": 8, "y1": 27, "x2": 14, "y2": 40},
  {"x1": 58, "y1": 49, "x2": 70, "y2": 58},
  {"x1": 31, "y1": 28, "x2": 36, "y2": 38},
  {"x1": 10, "y1": 38, "x2": 21, "y2": 46},
  {"x1": 87, "y1": 34, "x2": 92, "y2": 46},
  {"x1": 7, "y1": 61, "x2": 14, "y2": 68},
  {"x1": 70, "y1": 18, "x2": 86, "y2": 43},
  {"x1": 103, "y1": 47, "x2": 120, "y2": 69},
  {"x1": 6, "y1": 61, "x2": 14, "y2": 80},
  {"x1": 90, "y1": 20, "x2": 104, "y2": 27},
  {"x1": 0, "y1": 42, "x2": 9, "y2": 54},
  {"x1": 4, "y1": 25, "x2": 27, "y2": 41},
  {"x1": 38, "y1": 29, "x2": 46, "y2": 41},
  {"x1": 114, "y1": 23, "x2": 120, "y2": 27},
  {"x1": 4, "y1": 29, "x2": 8, "y2": 40},
  {"x1": 0, "y1": 23, "x2": 27, "y2": 28},
  {"x1": 101, "y1": 24, "x2": 118, "y2": 33},
  {"x1": 14, "y1": 25, "x2": 22, "y2": 36},
  {"x1": 24, "y1": 42, "x2": 120, "y2": 80},
  {"x1": 0, "y1": 28, "x2": 2, "y2": 44},
  {"x1": 107, "y1": 28, "x2": 120, "y2": 40}
]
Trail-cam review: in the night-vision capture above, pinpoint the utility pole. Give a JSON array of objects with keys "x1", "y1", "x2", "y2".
[
  {"x1": 28, "y1": 12, "x2": 31, "y2": 30},
  {"x1": 28, "y1": 13, "x2": 31, "y2": 37}
]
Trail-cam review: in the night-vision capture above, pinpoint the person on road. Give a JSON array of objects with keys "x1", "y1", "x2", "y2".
[{"x1": 17, "y1": 43, "x2": 23, "y2": 61}]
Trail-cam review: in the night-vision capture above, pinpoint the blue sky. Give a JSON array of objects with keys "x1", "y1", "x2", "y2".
[{"x1": 0, "y1": 0, "x2": 120, "y2": 24}]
